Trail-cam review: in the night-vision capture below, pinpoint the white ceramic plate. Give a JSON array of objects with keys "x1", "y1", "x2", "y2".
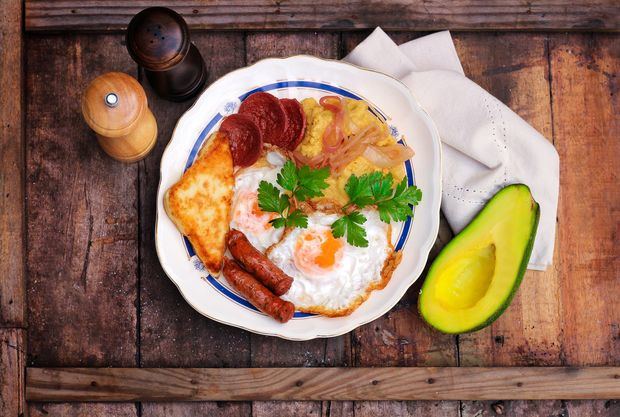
[{"x1": 156, "y1": 55, "x2": 441, "y2": 340}]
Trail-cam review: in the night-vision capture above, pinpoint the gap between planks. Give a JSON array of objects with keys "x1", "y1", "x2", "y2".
[{"x1": 26, "y1": 367, "x2": 620, "y2": 401}]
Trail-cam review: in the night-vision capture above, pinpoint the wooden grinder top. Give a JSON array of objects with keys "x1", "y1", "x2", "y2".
[
  {"x1": 126, "y1": 7, "x2": 190, "y2": 71},
  {"x1": 81, "y1": 72, "x2": 147, "y2": 138}
]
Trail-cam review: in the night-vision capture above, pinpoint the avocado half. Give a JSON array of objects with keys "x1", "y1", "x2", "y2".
[{"x1": 419, "y1": 184, "x2": 540, "y2": 334}]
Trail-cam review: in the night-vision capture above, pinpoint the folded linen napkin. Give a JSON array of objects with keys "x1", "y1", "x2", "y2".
[{"x1": 344, "y1": 28, "x2": 559, "y2": 270}]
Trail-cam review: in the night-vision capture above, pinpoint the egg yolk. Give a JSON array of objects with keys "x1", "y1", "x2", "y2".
[
  {"x1": 251, "y1": 199, "x2": 265, "y2": 217},
  {"x1": 232, "y1": 191, "x2": 277, "y2": 233},
  {"x1": 294, "y1": 229, "x2": 344, "y2": 276}
]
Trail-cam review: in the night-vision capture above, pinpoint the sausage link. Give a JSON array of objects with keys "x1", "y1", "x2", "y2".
[
  {"x1": 222, "y1": 258, "x2": 295, "y2": 323},
  {"x1": 227, "y1": 229, "x2": 293, "y2": 296}
]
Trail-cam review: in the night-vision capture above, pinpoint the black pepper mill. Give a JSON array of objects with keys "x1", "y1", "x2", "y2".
[{"x1": 126, "y1": 7, "x2": 207, "y2": 102}]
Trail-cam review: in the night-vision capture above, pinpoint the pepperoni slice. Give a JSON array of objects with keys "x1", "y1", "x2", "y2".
[
  {"x1": 279, "y1": 98, "x2": 307, "y2": 150},
  {"x1": 238, "y1": 92, "x2": 288, "y2": 147},
  {"x1": 219, "y1": 114, "x2": 262, "y2": 167}
]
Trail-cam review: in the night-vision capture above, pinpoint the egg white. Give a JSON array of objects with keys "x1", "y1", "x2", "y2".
[
  {"x1": 230, "y1": 152, "x2": 285, "y2": 252},
  {"x1": 267, "y1": 209, "x2": 392, "y2": 315}
]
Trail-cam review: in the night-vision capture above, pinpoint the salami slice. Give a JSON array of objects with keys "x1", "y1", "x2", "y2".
[
  {"x1": 219, "y1": 114, "x2": 262, "y2": 167},
  {"x1": 238, "y1": 92, "x2": 288, "y2": 147},
  {"x1": 279, "y1": 98, "x2": 307, "y2": 150}
]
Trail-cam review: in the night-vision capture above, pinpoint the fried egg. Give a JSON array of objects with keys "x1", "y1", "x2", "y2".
[
  {"x1": 230, "y1": 152, "x2": 286, "y2": 252},
  {"x1": 267, "y1": 209, "x2": 395, "y2": 316}
]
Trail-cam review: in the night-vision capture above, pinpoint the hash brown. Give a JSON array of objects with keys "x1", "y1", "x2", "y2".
[{"x1": 164, "y1": 133, "x2": 234, "y2": 275}]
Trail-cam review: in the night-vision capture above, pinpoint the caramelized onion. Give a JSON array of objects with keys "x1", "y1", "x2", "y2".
[
  {"x1": 363, "y1": 144, "x2": 414, "y2": 168},
  {"x1": 331, "y1": 146, "x2": 366, "y2": 172},
  {"x1": 293, "y1": 150, "x2": 325, "y2": 168},
  {"x1": 294, "y1": 96, "x2": 414, "y2": 173},
  {"x1": 320, "y1": 96, "x2": 349, "y2": 154},
  {"x1": 319, "y1": 96, "x2": 342, "y2": 113}
]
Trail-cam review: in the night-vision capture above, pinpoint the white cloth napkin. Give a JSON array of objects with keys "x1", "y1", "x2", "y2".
[{"x1": 344, "y1": 28, "x2": 559, "y2": 270}]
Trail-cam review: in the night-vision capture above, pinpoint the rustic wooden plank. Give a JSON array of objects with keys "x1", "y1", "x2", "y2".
[
  {"x1": 566, "y1": 400, "x2": 620, "y2": 416},
  {"x1": 462, "y1": 400, "x2": 560, "y2": 417},
  {"x1": 341, "y1": 31, "x2": 458, "y2": 417},
  {"x1": 245, "y1": 32, "x2": 340, "y2": 64},
  {"x1": 349, "y1": 300, "x2": 458, "y2": 417},
  {"x1": 25, "y1": 32, "x2": 139, "y2": 417},
  {"x1": 0, "y1": 0, "x2": 26, "y2": 327},
  {"x1": 462, "y1": 400, "x2": 620, "y2": 417},
  {"x1": 29, "y1": 403, "x2": 137, "y2": 417},
  {"x1": 0, "y1": 329, "x2": 25, "y2": 417},
  {"x1": 139, "y1": 32, "x2": 249, "y2": 369},
  {"x1": 138, "y1": 31, "x2": 251, "y2": 417},
  {"x1": 450, "y1": 32, "x2": 564, "y2": 417},
  {"x1": 26, "y1": 33, "x2": 138, "y2": 368},
  {"x1": 25, "y1": 0, "x2": 620, "y2": 32},
  {"x1": 249, "y1": 333, "x2": 351, "y2": 417},
  {"x1": 142, "y1": 402, "x2": 250, "y2": 417},
  {"x1": 25, "y1": 367, "x2": 620, "y2": 401},
  {"x1": 244, "y1": 31, "x2": 346, "y2": 417},
  {"x1": 550, "y1": 33, "x2": 620, "y2": 366}
]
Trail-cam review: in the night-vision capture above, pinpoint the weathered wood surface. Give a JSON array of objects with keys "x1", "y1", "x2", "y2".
[
  {"x1": 24, "y1": 0, "x2": 620, "y2": 32},
  {"x1": 463, "y1": 400, "x2": 620, "y2": 417},
  {"x1": 452, "y1": 32, "x2": 564, "y2": 417},
  {"x1": 550, "y1": 33, "x2": 620, "y2": 367},
  {"x1": 0, "y1": 329, "x2": 25, "y2": 417},
  {"x1": 26, "y1": 367, "x2": 620, "y2": 401},
  {"x1": 19, "y1": 28, "x2": 620, "y2": 417},
  {"x1": 0, "y1": 0, "x2": 26, "y2": 328},
  {"x1": 26, "y1": 33, "x2": 138, "y2": 367},
  {"x1": 29, "y1": 403, "x2": 137, "y2": 417},
  {"x1": 138, "y1": 31, "x2": 252, "y2": 417},
  {"x1": 138, "y1": 32, "x2": 249, "y2": 370},
  {"x1": 459, "y1": 31, "x2": 619, "y2": 416},
  {"x1": 25, "y1": 33, "x2": 139, "y2": 416},
  {"x1": 455, "y1": 33, "x2": 560, "y2": 368}
]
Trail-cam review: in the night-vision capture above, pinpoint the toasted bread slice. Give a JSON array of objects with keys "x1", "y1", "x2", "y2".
[{"x1": 164, "y1": 133, "x2": 234, "y2": 275}]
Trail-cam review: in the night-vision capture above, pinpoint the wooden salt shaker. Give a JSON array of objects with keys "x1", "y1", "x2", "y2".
[
  {"x1": 126, "y1": 7, "x2": 207, "y2": 102},
  {"x1": 81, "y1": 72, "x2": 157, "y2": 162}
]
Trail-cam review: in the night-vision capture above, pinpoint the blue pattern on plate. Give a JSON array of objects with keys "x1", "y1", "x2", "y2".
[
  {"x1": 223, "y1": 101, "x2": 237, "y2": 114},
  {"x1": 192, "y1": 257, "x2": 206, "y2": 272}
]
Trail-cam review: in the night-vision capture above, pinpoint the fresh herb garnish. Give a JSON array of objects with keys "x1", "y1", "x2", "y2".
[
  {"x1": 257, "y1": 181, "x2": 288, "y2": 214},
  {"x1": 332, "y1": 172, "x2": 422, "y2": 247},
  {"x1": 276, "y1": 160, "x2": 330, "y2": 201},
  {"x1": 376, "y1": 175, "x2": 423, "y2": 223},
  {"x1": 257, "y1": 160, "x2": 329, "y2": 229},
  {"x1": 331, "y1": 210, "x2": 368, "y2": 247},
  {"x1": 257, "y1": 160, "x2": 422, "y2": 243}
]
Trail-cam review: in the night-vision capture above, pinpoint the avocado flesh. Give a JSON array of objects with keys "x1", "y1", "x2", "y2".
[{"x1": 419, "y1": 184, "x2": 540, "y2": 334}]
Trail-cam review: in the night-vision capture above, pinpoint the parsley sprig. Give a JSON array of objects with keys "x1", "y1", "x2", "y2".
[
  {"x1": 331, "y1": 172, "x2": 422, "y2": 247},
  {"x1": 257, "y1": 160, "x2": 329, "y2": 229},
  {"x1": 331, "y1": 211, "x2": 368, "y2": 247}
]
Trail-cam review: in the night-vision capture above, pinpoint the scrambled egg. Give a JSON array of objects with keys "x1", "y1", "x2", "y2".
[{"x1": 298, "y1": 97, "x2": 405, "y2": 205}]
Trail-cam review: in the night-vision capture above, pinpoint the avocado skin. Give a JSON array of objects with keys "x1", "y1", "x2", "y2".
[{"x1": 418, "y1": 184, "x2": 540, "y2": 334}]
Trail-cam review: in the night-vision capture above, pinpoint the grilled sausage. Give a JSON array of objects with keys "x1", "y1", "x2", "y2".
[
  {"x1": 227, "y1": 229, "x2": 293, "y2": 296},
  {"x1": 222, "y1": 258, "x2": 295, "y2": 323}
]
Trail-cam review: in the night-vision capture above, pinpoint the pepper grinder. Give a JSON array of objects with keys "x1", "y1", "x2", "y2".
[
  {"x1": 126, "y1": 7, "x2": 207, "y2": 102},
  {"x1": 81, "y1": 72, "x2": 157, "y2": 162}
]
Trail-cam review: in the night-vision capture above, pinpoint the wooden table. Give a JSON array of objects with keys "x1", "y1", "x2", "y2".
[{"x1": 1, "y1": 2, "x2": 619, "y2": 416}]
